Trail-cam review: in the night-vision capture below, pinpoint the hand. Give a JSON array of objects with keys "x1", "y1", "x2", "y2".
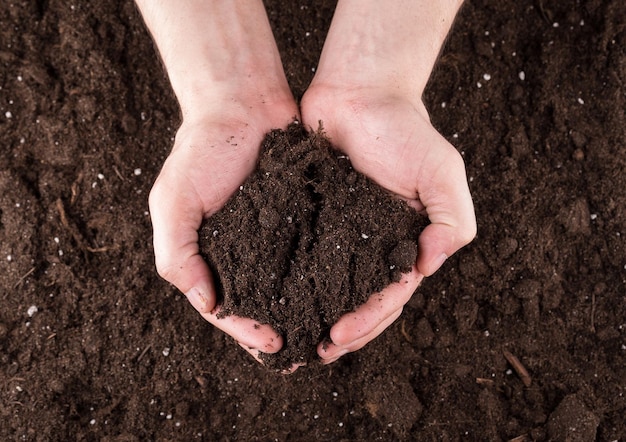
[
  {"x1": 136, "y1": 0, "x2": 302, "y2": 368},
  {"x1": 298, "y1": 0, "x2": 471, "y2": 364},
  {"x1": 301, "y1": 85, "x2": 476, "y2": 363},
  {"x1": 149, "y1": 98, "x2": 298, "y2": 365}
]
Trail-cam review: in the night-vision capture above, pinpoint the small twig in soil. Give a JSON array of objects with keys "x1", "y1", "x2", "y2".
[
  {"x1": 195, "y1": 375, "x2": 208, "y2": 388},
  {"x1": 56, "y1": 198, "x2": 70, "y2": 229},
  {"x1": 56, "y1": 198, "x2": 117, "y2": 254},
  {"x1": 112, "y1": 165, "x2": 126, "y2": 182},
  {"x1": 14, "y1": 267, "x2": 35, "y2": 288},
  {"x1": 475, "y1": 378, "x2": 495, "y2": 386},
  {"x1": 291, "y1": 325, "x2": 303, "y2": 334},
  {"x1": 56, "y1": 198, "x2": 90, "y2": 251},
  {"x1": 590, "y1": 291, "x2": 596, "y2": 333},
  {"x1": 70, "y1": 171, "x2": 83, "y2": 205},
  {"x1": 86, "y1": 245, "x2": 119, "y2": 253},
  {"x1": 8, "y1": 377, "x2": 26, "y2": 383},
  {"x1": 508, "y1": 435, "x2": 530, "y2": 442},
  {"x1": 400, "y1": 319, "x2": 412, "y2": 343},
  {"x1": 503, "y1": 350, "x2": 532, "y2": 387},
  {"x1": 136, "y1": 345, "x2": 151, "y2": 362},
  {"x1": 535, "y1": 0, "x2": 552, "y2": 23}
]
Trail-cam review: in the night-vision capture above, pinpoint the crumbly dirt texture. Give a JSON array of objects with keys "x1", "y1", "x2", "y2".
[
  {"x1": 199, "y1": 124, "x2": 422, "y2": 369},
  {"x1": 1, "y1": 0, "x2": 625, "y2": 441}
]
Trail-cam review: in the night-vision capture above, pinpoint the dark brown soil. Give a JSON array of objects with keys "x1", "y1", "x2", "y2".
[
  {"x1": 199, "y1": 124, "x2": 423, "y2": 369},
  {"x1": 1, "y1": 0, "x2": 625, "y2": 441}
]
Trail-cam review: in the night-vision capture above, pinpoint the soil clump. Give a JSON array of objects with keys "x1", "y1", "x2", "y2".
[{"x1": 200, "y1": 123, "x2": 424, "y2": 369}]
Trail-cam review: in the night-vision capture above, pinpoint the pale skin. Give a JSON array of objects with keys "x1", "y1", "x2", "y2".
[{"x1": 136, "y1": 0, "x2": 476, "y2": 372}]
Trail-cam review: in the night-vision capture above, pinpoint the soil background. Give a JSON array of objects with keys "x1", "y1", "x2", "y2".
[{"x1": 1, "y1": 0, "x2": 625, "y2": 441}]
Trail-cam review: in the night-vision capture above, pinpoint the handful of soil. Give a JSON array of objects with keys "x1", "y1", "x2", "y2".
[{"x1": 199, "y1": 122, "x2": 426, "y2": 370}]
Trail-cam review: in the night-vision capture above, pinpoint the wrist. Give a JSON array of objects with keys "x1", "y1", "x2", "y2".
[
  {"x1": 312, "y1": 0, "x2": 463, "y2": 99},
  {"x1": 136, "y1": 0, "x2": 293, "y2": 121},
  {"x1": 174, "y1": 70, "x2": 294, "y2": 124}
]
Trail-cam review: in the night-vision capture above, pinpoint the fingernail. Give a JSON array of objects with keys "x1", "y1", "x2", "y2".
[
  {"x1": 185, "y1": 287, "x2": 208, "y2": 312},
  {"x1": 323, "y1": 349, "x2": 349, "y2": 364},
  {"x1": 431, "y1": 253, "x2": 448, "y2": 273}
]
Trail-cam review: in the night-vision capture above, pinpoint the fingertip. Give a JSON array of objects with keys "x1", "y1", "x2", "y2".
[
  {"x1": 317, "y1": 339, "x2": 333, "y2": 357},
  {"x1": 245, "y1": 322, "x2": 284, "y2": 354},
  {"x1": 317, "y1": 340, "x2": 346, "y2": 362},
  {"x1": 209, "y1": 313, "x2": 284, "y2": 354},
  {"x1": 259, "y1": 328, "x2": 284, "y2": 354},
  {"x1": 328, "y1": 269, "x2": 420, "y2": 345},
  {"x1": 238, "y1": 338, "x2": 295, "y2": 370},
  {"x1": 184, "y1": 286, "x2": 215, "y2": 313},
  {"x1": 419, "y1": 251, "x2": 448, "y2": 277},
  {"x1": 328, "y1": 321, "x2": 355, "y2": 347},
  {"x1": 418, "y1": 221, "x2": 475, "y2": 276}
]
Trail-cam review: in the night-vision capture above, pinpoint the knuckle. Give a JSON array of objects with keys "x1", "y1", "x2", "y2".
[
  {"x1": 460, "y1": 221, "x2": 478, "y2": 246},
  {"x1": 154, "y1": 258, "x2": 180, "y2": 285},
  {"x1": 148, "y1": 180, "x2": 165, "y2": 210}
]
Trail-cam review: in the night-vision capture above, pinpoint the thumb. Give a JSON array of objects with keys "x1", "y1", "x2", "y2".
[
  {"x1": 417, "y1": 223, "x2": 468, "y2": 276},
  {"x1": 149, "y1": 174, "x2": 216, "y2": 313},
  {"x1": 416, "y1": 152, "x2": 476, "y2": 276}
]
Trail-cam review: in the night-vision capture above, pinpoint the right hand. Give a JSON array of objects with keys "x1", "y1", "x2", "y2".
[
  {"x1": 301, "y1": 84, "x2": 476, "y2": 363},
  {"x1": 148, "y1": 98, "x2": 298, "y2": 365}
]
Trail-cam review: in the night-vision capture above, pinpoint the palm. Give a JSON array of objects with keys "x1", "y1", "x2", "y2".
[
  {"x1": 160, "y1": 120, "x2": 264, "y2": 218},
  {"x1": 301, "y1": 86, "x2": 475, "y2": 361}
]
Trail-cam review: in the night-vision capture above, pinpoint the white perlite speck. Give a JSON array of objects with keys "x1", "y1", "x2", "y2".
[{"x1": 27, "y1": 305, "x2": 38, "y2": 317}]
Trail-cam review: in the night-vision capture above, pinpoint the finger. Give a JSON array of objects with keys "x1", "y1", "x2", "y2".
[
  {"x1": 281, "y1": 363, "x2": 306, "y2": 374},
  {"x1": 416, "y1": 150, "x2": 477, "y2": 276},
  {"x1": 390, "y1": 127, "x2": 476, "y2": 276},
  {"x1": 199, "y1": 307, "x2": 284, "y2": 354},
  {"x1": 280, "y1": 362, "x2": 306, "y2": 375},
  {"x1": 319, "y1": 307, "x2": 404, "y2": 364},
  {"x1": 149, "y1": 170, "x2": 215, "y2": 309},
  {"x1": 316, "y1": 266, "x2": 421, "y2": 364},
  {"x1": 236, "y1": 342, "x2": 304, "y2": 373},
  {"x1": 326, "y1": 265, "x2": 421, "y2": 347}
]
